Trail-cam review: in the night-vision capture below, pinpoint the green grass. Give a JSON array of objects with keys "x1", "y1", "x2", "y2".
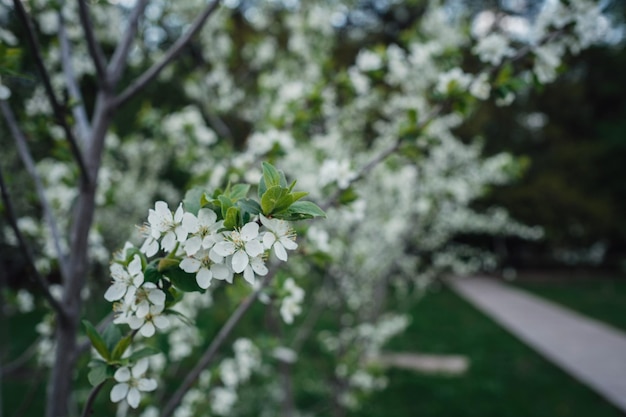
[
  {"x1": 514, "y1": 278, "x2": 626, "y2": 332},
  {"x1": 351, "y1": 285, "x2": 624, "y2": 417}
]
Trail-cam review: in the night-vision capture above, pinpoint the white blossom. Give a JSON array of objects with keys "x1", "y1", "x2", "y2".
[{"x1": 110, "y1": 359, "x2": 158, "y2": 409}]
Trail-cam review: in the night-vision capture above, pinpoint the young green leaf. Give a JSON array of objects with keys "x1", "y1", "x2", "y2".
[
  {"x1": 223, "y1": 206, "x2": 241, "y2": 229},
  {"x1": 229, "y1": 184, "x2": 251, "y2": 201},
  {"x1": 87, "y1": 363, "x2": 109, "y2": 387},
  {"x1": 237, "y1": 198, "x2": 262, "y2": 216},
  {"x1": 127, "y1": 346, "x2": 161, "y2": 362},
  {"x1": 183, "y1": 187, "x2": 205, "y2": 216},
  {"x1": 111, "y1": 333, "x2": 133, "y2": 361},
  {"x1": 102, "y1": 323, "x2": 123, "y2": 354},
  {"x1": 218, "y1": 195, "x2": 233, "y2": 219},
  {"x1": 82, "y1": 320, "x2": 110, "y2": 361},
  {"x1": 261, "y1": 186, "x2": 290, "y2": 215},
  {"x1": 277, "y1": 201, "x2": 326, "y2": 221},
  {"x1": 262, "y1": 162, "x2": 282, "y2": 188}
]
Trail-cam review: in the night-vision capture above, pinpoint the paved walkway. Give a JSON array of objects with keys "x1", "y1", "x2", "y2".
[{"x1": 448, "y1": 276, "x2": 626, "y2": 413}]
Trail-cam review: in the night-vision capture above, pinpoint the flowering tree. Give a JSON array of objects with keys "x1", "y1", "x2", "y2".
[{"x1": 0, "y1": 0, "x2": 616, "y2": 416}]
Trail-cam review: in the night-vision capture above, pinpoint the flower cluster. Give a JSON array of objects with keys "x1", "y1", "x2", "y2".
[{"x1": 139, "y1": 201, "x2": 299, "y2": 290}]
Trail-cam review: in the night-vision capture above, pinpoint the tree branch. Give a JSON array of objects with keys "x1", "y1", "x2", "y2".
[
  {"x1": 159, "y1": 268, "x2": 274, "y2": 417},
  {"x1": 76, "y1": 0, "x2": 108, "y2": 85},
  {"x1": 80, "y1": 380, "x2": 106, "y2": 417},
  {"x1": 108, "y1": 0, "x2": 150, "y2": 85},
  {"x1": 12, "y1": 0, "x2": 91, "y2": 187},
  {"x1": 115, "y1": 0, "x2": 221, "y2": 108},
  {"x1": 57, "y1": 10, "x2": 92, "y2": 144},
  {"x1": 0, "y1": 163, "x2": 67, "y2": 319},
  {"x1": 0, "y1": 100, "x2": 71, "y2": 283}
]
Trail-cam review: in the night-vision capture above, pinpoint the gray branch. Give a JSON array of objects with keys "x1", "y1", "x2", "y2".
[
  {"x1": 108, "y1": 0, "x2": 150, "y2": 85},
  {"x1": 58, "y1": 11, "x2": 92, "y2": 144},
  {"x1": 0, "y1": 161, "x2": 67, "y2": 319},
  {"x1": 115, "y1": 0, "x2": 221, "y2": 108},
  {"x1": 0, "y1": 100, "x2": 71, "y2": 283},
  {"x1": 12, "y1": 0, "x2": 91, "y2": 187},
  {"x1": 76, "y1": 0, "x2": 108, "y2": 85},
  {"x1": 160, "y1": 267, "x2": 275, "y2": 417}
]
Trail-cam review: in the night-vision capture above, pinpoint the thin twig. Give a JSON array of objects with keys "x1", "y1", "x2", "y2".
[
  {"x1": 57, "y1": 10, "x2": 92, "y2": 144},
  {"x1": 80, "y1": 380, "x2": 107, "y2": 417},
  {"x1": 115, "y1": 0, "x2": 221, "y2": 108},
  {"x1": 108, "y1": 0, "x2": 150, "y2": 85},
  {"x1": 159, "y1": 268, "x2": 274, "y2": 417},
  {"x1": 0, "y1": 100, "x2": 71, "y2": 287},
  {"x1": 76, "y1": 0, "x2": 108, "y2": 86},
  {"x1": 11, "y1": 0, "x2": 91, "y2": 187},
  {"x1": 0, "y1": 165, "x2": 67, "y2": 319}
]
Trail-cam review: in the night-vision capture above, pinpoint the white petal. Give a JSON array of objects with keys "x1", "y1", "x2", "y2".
[
  {"x1": 173, "y1": 203, "x2": 184, "y2": 223},
  {"x1": 141, "y1": 238, "x2": 159, "y2": 257},
  {"x1": 104, "y1": 283, "x2": 126, "y2": 301},
  {"x1": 128, "y1": 255, "x2": 143, "y2": 276},
  {"x1": 182, "y1": 212, "x2": 199, "y2": 234},
  {"x1": 132, "y1": 358, "x2": 149, "y2": 377},
  {"x1": 153, "y1": 315, "x2": 169, "y2": 329},
  {"x1": 243, "y1": 265, "x2": 255, "y2": 285},
  {"x1": 148, "y1": 289, "x2": 166, "y2": 306},
  {"x1": 180, "y1": 257, "x2": 201, "y2": 273},
  {"x1": 140, "y1": 322, "x2": 155, "y2": 337},
  {"x1": 245, "y1": 239, "x2": 264, "y2": 257},
  {"x1": 184, "y1": 237, "x2": 202, "y2": 256},
  {"x1": 232, "y1": 250, "x2": 249, "y2": 274},
  {"x1": 127, "y1": 316, "x2": 145, "y2": 330},
  {"x1": 114, "y1": 367, "x2": 131, "y2": 383},
  {"x1": 240, "y1": 222, "x2": 259, "y2": 241},
  {"x1": 174, "y1": 225, "x2": 188, "y2": 242},
  {"x1": 209, "y1": 248, "x2": 224, "y2": 263},
  {"x1": 213, "y1": 241, "x2": 235, "y2": 257},
  {"x1": 211, "y1": 264, "x2": 230, "y2": 281},
  {"x1": 138, "y1": 378, "x2": 158, "y2": 392},
  {"x1": 127, "y1": 387, "x2": 141, "y2": 408},
  {"x1": 263, "y1": 232, "x2": 276, "y2": 249},
  {"x1": 251, "y1": 258, "x2": 268, "y2": 276},
  {"x1": 161, "y1": 232, "x2": 176, "y2": 252},
  {"x1": 198, "y1": 208, "x2": 217, "y2": 225},
  {"x1": 274, "y1": 243, "x2": 288, "y2": 262},
  {"x1": 280, "y1": 237, "x2": 298, "y2": 251},
  {"x1": 202, "y1": 235, "x2": 217, "y2": 249},
  {"x1": 136, "y1": 300, "x2": 150, "y2": 318},
  {"x1": 196, "y1": 267, "x2": 213, "y2": 289},
  {"x1": 110, "y1": 263, "x2": 127, "y2": 281},
  {"x1": 110, "y1": 383, "x2": 129, "y2": 403}
]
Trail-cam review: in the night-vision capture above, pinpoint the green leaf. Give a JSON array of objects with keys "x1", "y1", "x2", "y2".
[
  {"x1": 261, "y1": 186, "x2": 291, "y2": 215},
  {"x1": 237, "y1": 198, "x2": 262, "y2": 216},
  {"x1": 277, "y1": 201, "x2": 326, "y2": 221},
  {"x1": 111, "y1": 334, "x2": 133, "y2": 361},
  {"x1": 218, "y1": 195, "x2": 233, "y2": 219},
  {"x1": 87, "y1": 363, "x2": 109, "y2": 387},
  {"x1": 127, "y1": 346, "x2": 161, "y2": 362},
  {"x1": 158, "y1": 257, "x2": 179, "y2": 272},
  {"x1": 163, "y1": 265, "x2": 204, "y2": 293},
  {"x1": 290, "y1": 191, "x2": 309, "y2": 203},
  {"x1": 262, "y1": 162, "x2": 282, "y2": 188},
  {"x1": 224, "y1": 206, "x2": 241, "y2": 229},
  {"x1": 229, "y1": 184, "x2": 250, "y2": 201},
  {"x1": 144, "y1": 260, "x2": 163, "y2": 283},
  {"x1": 102, "y1": 324, "x2": 123, "y2": 354},
  {"x1": 82, "y1": 320, "x2": 110, "y2": 361},
  {"x1": 183, "y1": 187, "x2": 205, "y2": 216}
]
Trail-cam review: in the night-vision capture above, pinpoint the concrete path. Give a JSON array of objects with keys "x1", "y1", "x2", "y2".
[{"x1": 448, "y1": 276, "x2": 626, "y2": 413}]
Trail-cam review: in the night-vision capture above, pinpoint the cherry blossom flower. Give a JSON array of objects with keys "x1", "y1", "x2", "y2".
[
  {"x1": 146, "y1": 201, "x2": 196, "y2": 252},
  {"x1": 104, "y1": 255, "x2": 144, "y2": 302},
  {"x1": 180, "y1": 249, "x2": 232, "y2": 289},
  {"x1": 213, "y1": 222, "x2": 264, "y2": 274},
  {"x1": 110, "y1": 359, "x2": 158, "y2": 409},
  {"x1": 182, "y1": 208, "x2": 224, "y2": 256},
  {"x1": 127, "y1": 302, "x2": 169, "y2": 337},
  {"x1": 260, "y1": 214, "x2": 298, "y2": 261}
]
